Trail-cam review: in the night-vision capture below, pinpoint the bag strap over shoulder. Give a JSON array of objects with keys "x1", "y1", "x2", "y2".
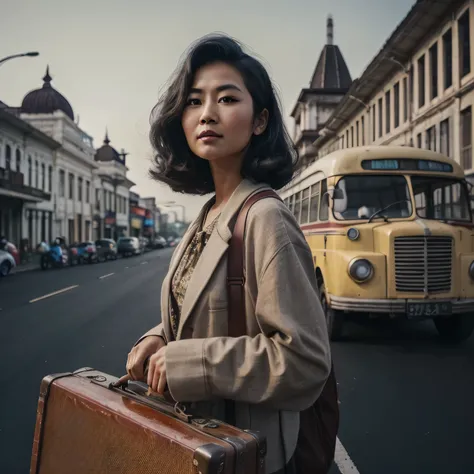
[{"x1": 227, "y1": 189, "x2": 281, "y2": 337}]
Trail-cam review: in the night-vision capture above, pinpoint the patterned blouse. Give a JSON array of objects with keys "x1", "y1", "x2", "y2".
[{"x1": 169, "y1": 211, "x2": 220, "y2": 340}]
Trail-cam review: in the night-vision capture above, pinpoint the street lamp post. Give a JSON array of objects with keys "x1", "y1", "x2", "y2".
[{"x1": 0, "y1": 51, "x2": 39, "y2": 67}]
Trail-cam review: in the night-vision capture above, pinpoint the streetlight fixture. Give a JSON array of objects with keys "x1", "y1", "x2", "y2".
[
  {"x1": 163, "y1": 201, "x2": 186, "y2": 223},
  {"x1": 0, "y1": 51, "x2": 39, "y2": 67}
]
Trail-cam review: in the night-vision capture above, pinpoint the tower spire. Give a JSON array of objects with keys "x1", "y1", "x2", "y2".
[
  {"x1": 104, "y1": 128, "x2": 110, "y2": 145},
  {"x1": 327, "y1": 15, "x2": 334, "y2": 45}
]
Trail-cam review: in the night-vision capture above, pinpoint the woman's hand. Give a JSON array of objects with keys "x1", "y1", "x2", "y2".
[
  {"x1": 147, "y1": 345, "x2": 168, "y2": 394},
  {"x1": 117, "y1": 336, "x2": 165, "y2": 385}
]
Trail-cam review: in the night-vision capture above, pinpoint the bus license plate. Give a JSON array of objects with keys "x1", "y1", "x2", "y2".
[{"x1": 407, "y1": 302, "x2": 452, "y2": 319}]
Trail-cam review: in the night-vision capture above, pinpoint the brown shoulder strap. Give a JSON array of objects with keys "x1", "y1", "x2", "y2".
[{"x1": 227, "y1": 189, "x2": 281, "y2": 337}]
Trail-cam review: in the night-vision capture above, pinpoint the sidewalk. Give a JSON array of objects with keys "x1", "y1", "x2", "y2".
[{"x1": 12, "y1": 255, "x2": 40, "y2": 274}]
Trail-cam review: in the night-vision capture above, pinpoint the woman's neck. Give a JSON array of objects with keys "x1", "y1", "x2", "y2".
[{"x1": 209, "y1": 157, "x2": 243, "y2": 208}]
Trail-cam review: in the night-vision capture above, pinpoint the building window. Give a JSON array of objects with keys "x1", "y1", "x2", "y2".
[
  {"x1": 28, "y1": 156, "x2": 32, "y2": 185},
  {"x1": 459, "y1": 9, "x2": 471, "y2": 79},
  {"x1": 443, "y1": 29, "x2": 453, "y2": 89},
  {"x1": 417, "y1": 133, "x2": 422, "y2": 148},
  {"x1": 35, "y1": 160, "x2": 39, "y2": 188},
  {"x1": 340, "y1": 135, "x2": 345, "y2": 149},
  {"x1": 48, "y1": 165, "x2": 53, "y2": 192},
  {"x1": 394, "y1": 82, "x2": 400, "y2": 128},
  {"x1": 293, "y1": 192, "x2": 301, "y2": 222},
  {"x1": 378, "y1": 98, "x2": 383, "y2": 137},
  {"x1": 440, "y1": 118, "x2": 450, "y2": 157},
  {"x1": 41, "y1": 163, "x2": 45, "y2": 190},
  {"x1": 351, "y1": 126, "x2": 354, "y2": 147},
  {"x1": 15, "y1": 149, "x2": 21, "y2": 172},
  {"x1": 78, "y1": 177, "x2": 83, "y2": 201},
  {"x1": 418, "y1": 55, "x2": 425, "y2": 108},
  {"x1": 356, "y1": 121, "x2": 359, "y2": 146},
  {"x1": 361, "y1": 116, "x2": 365, "y2": 146},
  {"x1": 346, "y1": 130, "x2": 349, "y2": 148},
  {"x1": 86, "y1": 180, "x2": 90, "y2": 203},
  {"x1": 426, "y1": 126, "x2": 436, "y2": 151},
  {"x1": 372, "y1": 104, "x2": 376, "y2": 141},
  {"x1": 429, "y1": 42, "x2": 438, "y2": 100},
  {"x1": 403, "y1": 77, "x2": 408, "y2": 122},
  {"x1": 95, "y1": 189, "x2": 101, "y2": 210},
  {"x1": 461, "y1": 106, "x2": 472, "y2": 170},
  {"x1": 5, "y1": 145, "x2": 11, "y2": 170},
  {"x1": 69, "y1": 173, "x2": 74, "y2": 199},
  {"x1": 385, "y1": 90, "x2": 391, "y2": 134},
  {"x1": 59, "y1": 170, "x2": 65, "y2": 197}
]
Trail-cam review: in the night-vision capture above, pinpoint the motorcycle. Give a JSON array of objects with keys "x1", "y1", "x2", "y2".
[{"x1": 40, "y1": 238, "x2": 69, "y2": 270}]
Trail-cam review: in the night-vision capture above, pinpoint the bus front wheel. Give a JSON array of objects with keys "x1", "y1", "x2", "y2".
[
  {"x1": 434, "y1": 314, "x2": 474, "y2": 343},
  {"x1": 319, "y1": 283, "x2": 344, "y2": 341}
]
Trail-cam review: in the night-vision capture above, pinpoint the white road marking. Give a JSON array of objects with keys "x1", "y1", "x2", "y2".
[
  {"x1": 99, "y1": 273, "x2": 115, "y2": 280},
  {"x1": 335, "y1": 437, "x2": 360, "y2": 474},
  {"x1": 141, "y1": 261, "x2": 148, "y2": 265},
  {"x1": 29, "y1": 285, "x2": 79, "y2": 303}
]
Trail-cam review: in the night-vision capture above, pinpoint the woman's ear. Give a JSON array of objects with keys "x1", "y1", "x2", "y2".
[{"x1": 253, "y1": 109, "x2": 269, "y2": 136}]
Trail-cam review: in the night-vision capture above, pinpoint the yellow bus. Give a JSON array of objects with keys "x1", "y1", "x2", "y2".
[{"x1": 280, "y1": 146, "x2": 474, "y2": 343}]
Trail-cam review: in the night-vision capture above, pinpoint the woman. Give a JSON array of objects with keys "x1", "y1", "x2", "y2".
[{"x1": 124, "y1": 34, "x2": 331, "y2": 474}]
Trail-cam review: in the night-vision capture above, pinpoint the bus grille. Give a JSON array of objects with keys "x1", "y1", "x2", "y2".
[{"x1": 394, "y1": 236, "x2": 453, "y2": 293}]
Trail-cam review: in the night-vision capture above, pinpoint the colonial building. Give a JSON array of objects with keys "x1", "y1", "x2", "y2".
[
  {"x1": 314, "y1": 0, "x2": 474, "y2": 187},
  {"x1": 94, "y1": 132, "x2": 134, "y2": 240},
  {"x1": 19, "y1": 67, "x2": 98, "y2": 243},
  {"x1": 291, "y1": 16, "x2": 352, "y2": 167},
  {"x1": 0, "y1": 105, "x2": 60, "y2": 249}
]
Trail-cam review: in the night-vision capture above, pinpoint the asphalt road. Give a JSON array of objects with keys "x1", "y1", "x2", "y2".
[{"x1": 0, "y1": 250, "x2": 473, "y2": 474}]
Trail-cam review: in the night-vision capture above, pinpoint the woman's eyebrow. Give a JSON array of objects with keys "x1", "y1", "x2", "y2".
[{"x1": 189, "y1": 84, "x2": 243, "y2": 94}]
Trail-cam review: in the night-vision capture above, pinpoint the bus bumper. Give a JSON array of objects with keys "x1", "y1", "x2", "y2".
[{"x1": 328, "y1": 294, "x2": 474, "y2": 315}]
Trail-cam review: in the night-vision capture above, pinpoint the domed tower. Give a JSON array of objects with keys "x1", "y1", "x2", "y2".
[
  {"x1": 21, "y1": 67, "x2": 74, "y2": 121},
  {"x1": 291, "y1": 15, "x2": 352, "y2": 167},
  {"x1": 95, "y1": 131, "x2": 126, "y2": 165}
]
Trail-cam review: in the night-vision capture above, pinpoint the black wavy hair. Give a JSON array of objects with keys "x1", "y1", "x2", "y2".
[{"x1": 149, "y1": 33, "x2": 298, "y2": 195}]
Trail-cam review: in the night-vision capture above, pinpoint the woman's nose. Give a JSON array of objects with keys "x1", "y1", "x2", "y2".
[{"x1": 199, "y1": 104, "x2": 218, "y2": 124}]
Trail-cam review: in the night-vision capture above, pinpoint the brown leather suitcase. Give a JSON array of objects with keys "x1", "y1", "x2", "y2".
[{"x1": 30, "y1": 367, "x2": 266, "y2": 474}]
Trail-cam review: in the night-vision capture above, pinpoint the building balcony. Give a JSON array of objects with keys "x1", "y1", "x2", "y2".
[{"x1": 0, "y1": 168, "x2": 51, "y2": 202}]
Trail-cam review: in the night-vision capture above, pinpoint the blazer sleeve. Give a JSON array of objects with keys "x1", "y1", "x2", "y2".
[
  {"x1": 134, "y1": 322, "x2": 167, "y2": 347},
  {"x1": 165, "y1": 235, "x2": 331, "y2": 411}
]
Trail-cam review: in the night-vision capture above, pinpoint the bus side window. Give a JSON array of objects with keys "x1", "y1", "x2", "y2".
[
  {"x1": 309, "y1": 183, "x2": 320, "y2": 222},
  {"x1": 320, "y1": 179, "x2": 329, "y2": 221}
]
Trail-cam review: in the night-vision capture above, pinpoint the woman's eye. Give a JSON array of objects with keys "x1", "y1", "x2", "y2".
[
  {"x1": 218, "y1": 96, "x2": 237, "y2": 104},
  {"x1": 186, "y1": 98, "x2": 200, "y2": 106}
]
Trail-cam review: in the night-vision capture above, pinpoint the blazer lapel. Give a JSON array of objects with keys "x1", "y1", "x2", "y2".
[{"x1": 176, "y1": 179, "x2": 269, "y2": 339}]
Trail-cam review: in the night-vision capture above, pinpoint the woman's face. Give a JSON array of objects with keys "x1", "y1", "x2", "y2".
[{"x1": 181, "y1": 61, "x2": 267, "y2": 165}]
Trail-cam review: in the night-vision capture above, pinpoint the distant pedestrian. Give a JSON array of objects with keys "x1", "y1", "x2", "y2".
[{"x1": 122, "y1": 34, "x2": 332, "y2": 474}]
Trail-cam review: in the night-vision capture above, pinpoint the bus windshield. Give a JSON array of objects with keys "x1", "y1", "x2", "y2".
[
  {"x1": 411, "y1": 176, "x2": 471, "y2": 222},
  {"x1": 333, "y1": 175, "x2": 412, "y2": 220}
]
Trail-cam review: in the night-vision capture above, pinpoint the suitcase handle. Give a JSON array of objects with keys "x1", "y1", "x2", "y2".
[{"x1": 110, "y1": 379, "x2": 192, "y2": 423}]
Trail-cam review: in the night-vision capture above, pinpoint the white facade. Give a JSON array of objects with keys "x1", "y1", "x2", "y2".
[
  {"x1": 315, "y1": 0, "x2": 474, "y2": 182},
  {"x1": 21, "y1": 111, "x2": 98, "y2": 243},
  {"x1": 93, "y1": 158, "x2": 133, "y2": 240},
  {"x1": 0, "y1": 109, "x2": 60, "y2": 248}
]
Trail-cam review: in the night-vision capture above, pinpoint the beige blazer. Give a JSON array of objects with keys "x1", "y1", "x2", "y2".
[{"x1": 138, "y1": 179, "x2": 331, "y2": 474}]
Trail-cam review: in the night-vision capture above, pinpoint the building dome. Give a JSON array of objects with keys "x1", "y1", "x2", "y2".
[
  {"x1": 95, "y1": 131, "x2": 125, "y2": 164},
  {"x1": 21, "y1": 67, "x2": 74, "y2": 120}
]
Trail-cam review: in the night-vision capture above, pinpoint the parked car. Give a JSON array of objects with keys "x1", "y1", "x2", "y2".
[
  {"x1": 77, "y1": 241, "x2": 98, "y2": 264},
  {"x1": 150, "y1": 236, "x2": 167, "y2": 249},
  {"x1": 95, "y1": 239, "x2": 118, "y2": 261},
  {"x1": 139, "y1": 237, "x2": 149, "y2": 253},
  {"x1": 0, "y1": 250, "x2": 16, "y2": 277},
  {"x1": 117, "y1": 237, "x2": 141, "y2": 257}
]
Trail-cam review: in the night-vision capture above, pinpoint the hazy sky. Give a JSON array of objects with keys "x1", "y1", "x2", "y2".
[{"x1": 1, "y1": 0, "x2": 414, "y2": 221}]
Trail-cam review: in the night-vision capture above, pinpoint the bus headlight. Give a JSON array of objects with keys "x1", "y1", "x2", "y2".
[
  {"x1": 469, "y1": 261, "x2": 474, "y2": 280},
  {"x1": 347, "y1": 227, "x2": 360, "y2": 241},
  {"x1": 348, "y1": 258, "x2": 374, "y2": 283}
]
